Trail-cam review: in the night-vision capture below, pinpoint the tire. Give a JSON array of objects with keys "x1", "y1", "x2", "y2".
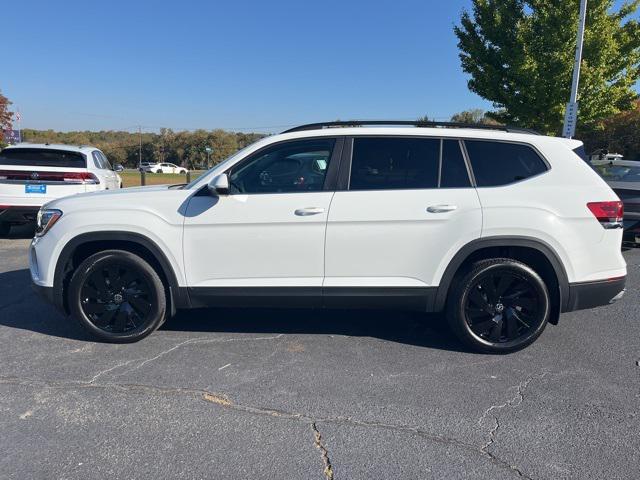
[
  {"x1": 0, "y1": 222, "x2": 10, "y2": 237},
  {"x1": 180, "y1": 170, "x2": 187, "y2": 175},
  {"x1": 68, "y1": 250, "x2": 167, "y2": 343},
  {"x1": 446, "y1": 258, "x2": 550, "y2": 354},
  {"x1": 156, "y1": 169, "x2": 162, "y2": 174}
]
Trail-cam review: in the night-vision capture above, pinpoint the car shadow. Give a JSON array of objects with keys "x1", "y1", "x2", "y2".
[
  {"x1": 0, "y1": 267, "x2": 468, "y2": 352},
  {"x1": 163, "y1": 307, "x2": 467, "y2": 352}
]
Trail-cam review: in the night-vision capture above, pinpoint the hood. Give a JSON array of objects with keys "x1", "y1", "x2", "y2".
[{"x1": 43, "y1": 184, "x2": 181, "y2": 211}]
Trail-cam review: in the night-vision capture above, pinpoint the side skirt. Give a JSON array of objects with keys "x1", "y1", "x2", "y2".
[{"x1": 186, "y1": 286, "x2": 437, "y2": 311}]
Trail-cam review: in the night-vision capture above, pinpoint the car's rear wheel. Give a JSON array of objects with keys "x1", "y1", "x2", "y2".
[
  {"x1": 0, "y1": 222, "x2": 10, "y2": 237},
  {"x1": 68, "y1": 250, "x2": 166, "y2": 343},
  {"x1": 446, "y1": 258, "x2": 550, "y2": 354}
]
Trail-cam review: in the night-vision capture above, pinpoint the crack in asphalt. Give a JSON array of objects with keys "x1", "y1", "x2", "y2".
[
  {"x1": 110, "y1": 334, "x2": 286, "y2": 377},
  {"x1": 0, "y1": 374, "x2": 542, "y2": 478},
  {"x1": 312, "y1": 422, "x2": 334, "y2": 480},
  {"x1": 477, "y1": 371, "x2": 548, "y2": 479}
]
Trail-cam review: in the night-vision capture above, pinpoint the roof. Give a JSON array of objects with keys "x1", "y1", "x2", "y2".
[
  {"x1": 272, "y1": 126, "x2": 581, "y2": 149},
  {"x1": 2, "y1": 143, "x2": 98, "y2": 154}
]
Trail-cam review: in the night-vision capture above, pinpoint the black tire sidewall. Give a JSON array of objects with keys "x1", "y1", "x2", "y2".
[
  {"x1": 448, "y1": 259, "x2": 550, "y2": 353},
  {"x1": 68, "y1": 250, "x2": 166, "y2": 343},
  {"x1": 0, "y1": 223, "x2": 10, "y2": 236}
]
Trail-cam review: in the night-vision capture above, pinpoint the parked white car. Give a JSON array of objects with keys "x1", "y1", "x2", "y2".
[
  {"x1": 0, "y1": 143, "x2": 122, "y2": 235},
  {"x1": 30, "y1": 121, "x2": 626, "y2": 352},
  {"x1": 140, "y1": 162, "x2": 188, "y2": 174}
]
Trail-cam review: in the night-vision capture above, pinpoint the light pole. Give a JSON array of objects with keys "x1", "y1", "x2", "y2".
[
  {"x1": 205, "y1": 146, "x2": 213, "y2": 168},
  {"x1": 563, "y1": 0, "x2": 588, "y2": 139}
]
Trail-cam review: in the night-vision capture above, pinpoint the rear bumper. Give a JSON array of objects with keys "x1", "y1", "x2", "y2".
[
  {"x1": 0, "y1": 206, "x2": 40, "y2": 224},
  {"x1": 564, "y1": 276, "x2": 626, "y2": 312}
]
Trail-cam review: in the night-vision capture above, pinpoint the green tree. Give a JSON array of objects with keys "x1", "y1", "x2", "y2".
[
  {"x1": 450, "y1": 108, "x2": 500, "y2": 125},
  {"x1": 454, "y1": 0, "x2": 640, "y2": 134},
  {"x1": 582, "y1": 99, "x2": 640, "y2": 159},
  {"x1": 0, "y1": 91, "x2": 13, "y2": 146}
]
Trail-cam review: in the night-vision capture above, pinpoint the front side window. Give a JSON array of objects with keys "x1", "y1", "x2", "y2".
[
  {"x1": 465, "y1": 140, "x2": 548, "y2": 187},
  {"x1": 349, "y1": 137, "x2": 440, "y2": 190},
  {"x1": 228, "y1": 139, "x2": 335, "y2": 194}
]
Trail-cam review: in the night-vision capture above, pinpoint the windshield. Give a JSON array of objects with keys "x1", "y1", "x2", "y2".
[
  {"x1": 184, "y1": 142, "x2": 261, "y2": 189},
  {"x1": 596, "y1": 163, "x2": 640, "y2": 183}
]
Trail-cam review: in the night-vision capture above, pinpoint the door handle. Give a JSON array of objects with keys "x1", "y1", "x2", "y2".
[
  {"x1": 295, "y1": 207, "x2": 325, "y2": 216},
  {"x1": 427, "y1": 204, "x2": 458, "y2": 213}
]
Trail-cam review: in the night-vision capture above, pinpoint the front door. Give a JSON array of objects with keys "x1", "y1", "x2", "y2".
[{"x1": 183, "y1": 137, "x2": 341, "y2": 302}]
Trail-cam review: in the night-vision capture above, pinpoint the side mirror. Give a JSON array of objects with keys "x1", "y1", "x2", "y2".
[
  {"x1": 208, "y1": 173, "x2": 230, "y2": 195},
  {"x1": 114, "y1": 164, "x2": 124, "y2": 173}
]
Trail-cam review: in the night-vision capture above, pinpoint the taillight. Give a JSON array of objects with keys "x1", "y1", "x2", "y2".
[
  {"x1": 587, "y1": 201, "x2": 624, "y2": 229},
  {"x1": 0, "y1": 170, "x2": 99, "y2": 184},
  {"x1": 59, "y1": 172, "x2": 100, "y2": 184}
]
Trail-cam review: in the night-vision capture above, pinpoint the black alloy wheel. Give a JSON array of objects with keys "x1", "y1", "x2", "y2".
[
  {"x1": 69, "y1": 250, "x2": 166, "y2": 343},
  {"x1": 447, "y1": 258, "x2": 550, "y2": 353}
]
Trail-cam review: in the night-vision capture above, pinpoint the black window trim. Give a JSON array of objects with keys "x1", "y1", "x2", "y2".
[
  {"x1": 221, "y1": 136, "x2": 345, "y2": 195},
  {"x1": 340, "y1": 135, "x2": 475, "y2": 192},
  {"x1": 461, "y1": 138, "x2": 551, "y2": 188}
]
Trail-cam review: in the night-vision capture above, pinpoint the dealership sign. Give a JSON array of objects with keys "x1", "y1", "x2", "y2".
[{"x1": 2, "y1": 129, "x2": 21, "y2": 144}]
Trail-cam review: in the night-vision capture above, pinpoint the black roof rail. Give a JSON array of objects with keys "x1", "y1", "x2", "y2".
[{"x1": 281, "y1": 120, "x2": 541, "y2": 135}]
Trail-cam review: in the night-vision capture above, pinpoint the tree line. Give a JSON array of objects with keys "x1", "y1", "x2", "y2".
[{"x1": 18, "y1": 128, "x2": 265, "y2": 168}]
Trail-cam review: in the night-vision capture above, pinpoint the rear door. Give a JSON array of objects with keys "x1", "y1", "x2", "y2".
[{"x1": 324, "y1": 136, "x2": 482, "y2": 294}]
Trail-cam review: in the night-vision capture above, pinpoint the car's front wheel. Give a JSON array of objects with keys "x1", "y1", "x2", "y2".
[
  {"x1": 156, "y1": 169, "x2": 162, "y2": 174},
  {"x1": 446, "y1": 258, "x2": 550, "y2": 354},
  {"x1": 68, "y1": 250, "x2": 167, "y2": 343}
]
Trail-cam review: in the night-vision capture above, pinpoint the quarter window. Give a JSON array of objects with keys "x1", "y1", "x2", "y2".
[
  {"x1": 349, "y1": 137, "x2": 440, "y2": 190},
  {"x1": 99, "y1": 152, "x2": 112, "y2": 170},
  {"x1": 465, "y1": 140, "x2": 548, "y2": 187},
  {"x1": 228, "y1": 139, "x2": 335, "y2": 194},
  {"x1": 92, "y1": 151, "x2": 104, "y2": 169}
]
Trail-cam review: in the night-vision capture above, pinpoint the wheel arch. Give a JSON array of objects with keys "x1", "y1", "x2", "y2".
[
  {"x1": 433, "y1": 236, "x2": 569, "y2": 319},
  {"x1": 53, "y1": 231, "x2": 189, "y2": 315}
]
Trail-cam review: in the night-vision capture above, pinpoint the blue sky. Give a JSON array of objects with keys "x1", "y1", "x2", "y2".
[{"x1": 2, "y1": 0, "x2": 638, "y2": 133}]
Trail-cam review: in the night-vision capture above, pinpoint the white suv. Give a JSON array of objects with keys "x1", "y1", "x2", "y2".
[
  {"x1": 29, "y1": 122, "x2": 627, "y2": 353},
  {"x1": 0, "y1": 144, "x2": 123, "y2": 236}
]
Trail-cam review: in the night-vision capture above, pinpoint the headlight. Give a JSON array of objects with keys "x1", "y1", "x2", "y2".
[{"x1": 35, "y1": 209, "x2": 63, "y2": 237}]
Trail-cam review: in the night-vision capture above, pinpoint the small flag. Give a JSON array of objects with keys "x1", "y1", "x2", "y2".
[{"x1": 14, "y1": 111, "x2": 21, "y2": 122}]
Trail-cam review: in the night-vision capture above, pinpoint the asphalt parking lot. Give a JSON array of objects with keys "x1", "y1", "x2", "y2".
[{"x1": 1, "y1": 226, "x2": 638, "y2": 480}]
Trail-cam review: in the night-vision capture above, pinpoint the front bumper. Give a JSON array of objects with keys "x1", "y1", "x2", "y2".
[
  {"x1": 564, "y1": 276, "x2": 626, "y2": 312},
  {"x1": 0, "y1": 206, "x2": 40, "y2": 225}
]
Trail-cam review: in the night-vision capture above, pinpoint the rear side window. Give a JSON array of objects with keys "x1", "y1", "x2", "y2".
[
  {"x1": 441, "y1": 140, "x2": 471, "y2": 188},
  {"x1": 350, "y1": 137, "x2": 440, "y2": 190},
  {"x1": 0, "y1": 148, "x2": 86, "y2": 168},
  {"x1": 464, "y1": 141, "x2": 547, "y2": 187}
]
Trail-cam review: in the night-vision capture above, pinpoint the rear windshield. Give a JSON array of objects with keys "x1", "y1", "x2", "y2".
[{"x1": 0, "y1": 148, "x2": 87, "y2": 168}]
